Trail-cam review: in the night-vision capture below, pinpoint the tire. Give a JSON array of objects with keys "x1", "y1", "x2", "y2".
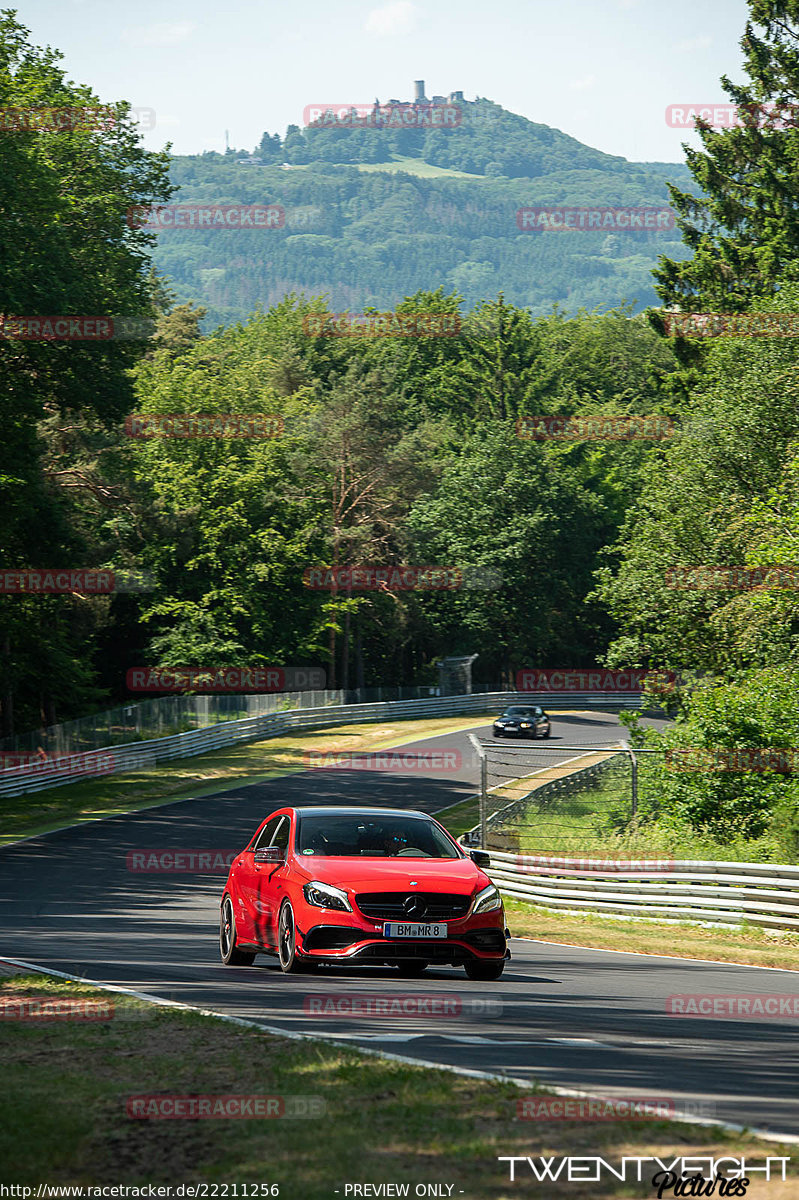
[
  {"x1": 396, "y1": 960, "x2": 429, "y2": 976},
  {"x1": 464, "y1": 958, "x2": 505, "y2": 981},
  {"x1": 543, "y1": 726, "x2": 551, "y2": 739},
  {"x1": 278, "y1": 901, "x2": 311, "y2": 973},
  {"x1": 220, "y1": 895, "x2": 255, "y2": 966}
]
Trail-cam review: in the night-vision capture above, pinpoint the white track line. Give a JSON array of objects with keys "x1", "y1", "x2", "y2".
[
  {"x1": 2, "y1": 954, "x2": 797, "y2": 1146},
  {"x1": 514, "y1": 935, "x2": 799, "y2": 973}
]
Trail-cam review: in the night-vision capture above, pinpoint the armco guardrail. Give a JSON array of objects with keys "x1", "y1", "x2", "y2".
[
  {"x1": 0, "y1": 691, "x2": 646, "y2": 798},
  {"x1": 483, "y1": 851, "x2": 799, "y2": 931}
]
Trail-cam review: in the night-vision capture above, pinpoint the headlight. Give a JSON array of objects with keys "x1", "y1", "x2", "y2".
[
  {"x1": 303, "y1": 881, "x2": 352, "y2": 912},
  {"x1": 472, "y1": 883, "x2": 502, "y2": 915},
  {"x1": 520, "y1": 722, "x2": 531, "y2": 728}
]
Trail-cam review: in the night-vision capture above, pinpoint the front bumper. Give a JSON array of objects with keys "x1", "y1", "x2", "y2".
[{"x1": 296, "y1": 914, "x2": 507, "y2": 964}]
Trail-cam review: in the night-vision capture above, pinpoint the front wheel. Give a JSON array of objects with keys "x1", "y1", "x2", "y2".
[
  {"x1": 464, "y1": 958, "x2": 505, "y2": 981},
  {"x1": 542, "y1": 727, "x2": 551, "y2": 739},
  {"x1": 220, "y1": 896, "x2": 255, "y2": 966},
  {"x1": 278, "y1": 901, "x2": 311, "y2": 973}
]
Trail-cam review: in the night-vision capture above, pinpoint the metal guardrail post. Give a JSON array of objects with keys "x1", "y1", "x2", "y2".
[
  {"x1": 629, "y1": 746, "x2": 638, "y2": 819},
  {"x1": 468, "y1": 733, "x2": 487, "y2": 848}
]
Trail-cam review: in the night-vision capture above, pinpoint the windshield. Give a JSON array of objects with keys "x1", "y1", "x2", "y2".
[
  {"x1": 296, "y1": 814, "x2": 462, "y2": 858},
  {"x1": 503, "y1": 707, "x2": 537, "y2": 717}
]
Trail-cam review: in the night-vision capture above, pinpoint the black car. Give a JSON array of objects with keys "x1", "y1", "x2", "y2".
[{"x1": 492, "y1": 705, "x2": 551, "y2": 739}]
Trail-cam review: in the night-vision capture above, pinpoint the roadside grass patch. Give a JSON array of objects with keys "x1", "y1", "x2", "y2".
[
  {"x1": 505, "y1": 901, "x2": 799, "y2": 971},
  {"x1": 0, "y1": 715, "x2": 494, "y2": 845},
  {"x1": 0, "y1": 973, "x2": 794, "y2": 1198}
]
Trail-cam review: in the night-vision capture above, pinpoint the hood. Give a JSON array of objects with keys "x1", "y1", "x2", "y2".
[{"x1": 291, "y1": 854, "x2": 484, "y2": 894}]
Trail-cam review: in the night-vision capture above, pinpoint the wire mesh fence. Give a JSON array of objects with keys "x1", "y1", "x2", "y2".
[
  {"x1": 466, "y1": 740, "x2": 666, "y2": 857},
  {"x1": 0, "y1": 684, "x2": 493, "y2": 758}
]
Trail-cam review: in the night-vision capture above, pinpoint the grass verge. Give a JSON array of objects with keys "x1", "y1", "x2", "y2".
[
  {"x1": 0, "y1": 715, "x2": 492, "y2": 846},
  {"x1": 0, "y1": 972, "x2": 794, "y2": 1198},
  {"x1": 505, "y1": 901, "x2": 799, "y2": 971}
]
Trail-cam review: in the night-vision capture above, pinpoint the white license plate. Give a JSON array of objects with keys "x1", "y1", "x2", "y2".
[{"x1": 384, "y1": 922, "x2": 448, "y2": 939}]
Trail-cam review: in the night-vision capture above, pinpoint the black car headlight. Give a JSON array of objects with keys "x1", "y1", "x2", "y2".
[
  {"x1": 472, "y1": 883, "x2": 502, "y2": 915},
  {"x1": 519, "y1": 722, "x2": 531, "y2": 728},
  {"x1": 303, "y1": 881, "x2": 352, "y2": 912}
]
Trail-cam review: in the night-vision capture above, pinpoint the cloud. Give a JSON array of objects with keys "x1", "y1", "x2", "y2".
[
  {"x1": 569, "y1": 75, "x2": 596, "y2": 92},
  {"x1": 676, "y1": 35, "x2": 713, "y2": 52},
  {"x1": 122, "y1": 23, "x2": 196, "y2": 49},
  {"x1": 364, "y1": 2, "x2": 418, "y2": 36}
]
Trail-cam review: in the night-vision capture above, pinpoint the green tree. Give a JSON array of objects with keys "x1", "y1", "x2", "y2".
[{"x1": 655, "y1": 1, "x2": 799, "y2": 310}]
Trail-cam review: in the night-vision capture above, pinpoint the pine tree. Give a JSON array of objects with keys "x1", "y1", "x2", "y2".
[{"x1": 655, "y1": 1, "x2": 799, "y2": 311}]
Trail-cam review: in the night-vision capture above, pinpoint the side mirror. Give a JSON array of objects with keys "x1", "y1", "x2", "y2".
[
  {"x1": 470, "y1": 849, "x2": 491, "y2": 868},
  {"x1": 254, "y1": 846, "x2": 284, "y2": 864}
]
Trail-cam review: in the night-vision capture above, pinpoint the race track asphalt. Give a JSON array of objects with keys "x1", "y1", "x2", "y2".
[{"x1": 2, "y1": 711, "x2": 797, "y2": 1138}]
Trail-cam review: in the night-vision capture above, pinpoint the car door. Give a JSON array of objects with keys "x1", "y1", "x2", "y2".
[
  {"x1": 256, "y1": 814, "x2": 293, "y2": 948},
  {"x1": 236, "y1": 816, "x2": 281, "y2": 944}
]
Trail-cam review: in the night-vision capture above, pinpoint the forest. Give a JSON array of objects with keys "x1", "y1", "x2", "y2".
[{"x1": 3, "y1": 2, "x2": 799, "y2": 855}]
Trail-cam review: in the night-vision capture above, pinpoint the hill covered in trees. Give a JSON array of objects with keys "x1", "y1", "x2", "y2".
[{"x1": 151, "y1": 95, "x2": 694, "y2": 326}]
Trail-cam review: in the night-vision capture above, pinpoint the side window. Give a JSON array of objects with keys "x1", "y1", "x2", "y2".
[
  {"x1": 271, "y1": 816, "x2": 291, "y2": 853},
  {"x1": 253, "y1": 816, "x2": 281, "y2": 850}
]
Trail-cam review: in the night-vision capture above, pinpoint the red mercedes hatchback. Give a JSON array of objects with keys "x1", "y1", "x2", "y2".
[{"x1": 219, "y1": 806, "x2": 508, "y2": 979}]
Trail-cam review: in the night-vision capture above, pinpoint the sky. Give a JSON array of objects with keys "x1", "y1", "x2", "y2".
[{"x1": 19, "y1": 0, "x2": 751, "y2": 162}]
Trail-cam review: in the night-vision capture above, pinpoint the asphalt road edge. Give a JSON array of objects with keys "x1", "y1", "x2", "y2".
[{"x1": 3, "y1": 953, "x2": 797, "y2": 1147}]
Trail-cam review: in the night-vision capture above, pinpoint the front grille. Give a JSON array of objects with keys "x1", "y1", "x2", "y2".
[{"x1": 355, "y1": 891, "x2": 471, "y2": 921}]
